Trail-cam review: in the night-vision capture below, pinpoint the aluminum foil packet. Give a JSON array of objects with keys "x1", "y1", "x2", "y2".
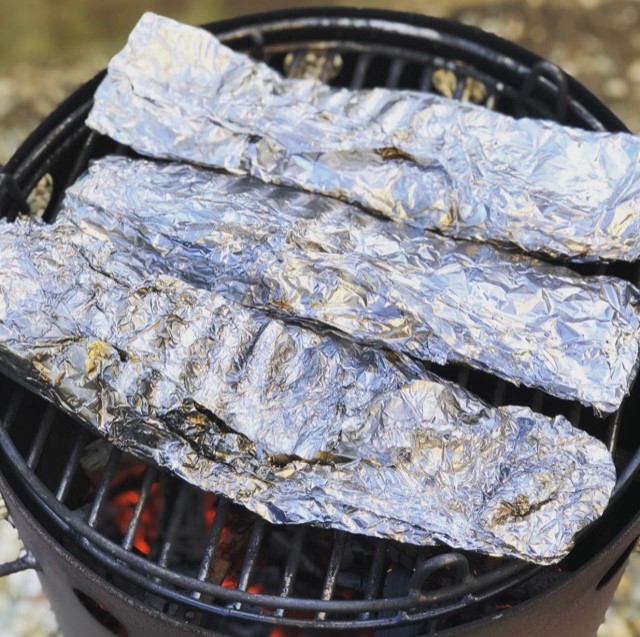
[
  {"x1": 0, "y1": 215, "x2": 616, "y2": 564},
  {"x1": 87, "y1": 12, "x2": 640, "y2": 262},
  {"x1": 60, "y1": 155, "x2": 640, "y2": 414}
]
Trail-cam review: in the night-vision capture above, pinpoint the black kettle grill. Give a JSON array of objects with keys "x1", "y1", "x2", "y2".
[{"x1": 0, "y1": 8, "x2": 638, "y2": 637}]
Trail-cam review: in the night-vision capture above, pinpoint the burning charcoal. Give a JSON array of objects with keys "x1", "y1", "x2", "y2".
[
  {"x1": 88, "y1": 12, "x2": 640, "y2": 263},
  {"x1": 60, "y1": 155, "x2": 640, "y2": 414},
  {"x1": 0, "y1": 215, "x2": 615, "y2": 564}
]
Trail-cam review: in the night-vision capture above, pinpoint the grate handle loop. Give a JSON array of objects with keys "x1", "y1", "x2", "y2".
[{"x1": 408, "y1": 553, "x2": 472, "y2": 602}]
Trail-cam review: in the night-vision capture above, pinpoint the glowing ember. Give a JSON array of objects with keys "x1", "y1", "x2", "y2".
[
  {"x1": 109, "y1": 472, "x2": 161, "y2": 556},
  {"x1": 105, "y1": 461, "x2": 373, "y2": 637},
  {"x1": 204, "y1": 493, "x2": 218, "y2": 531},
  {"x1": 107, "y1": 462, "x2": 251, "y2": 577},
  {"x1": 221, "y1": 573, "x2": 239, "y2": 589}
]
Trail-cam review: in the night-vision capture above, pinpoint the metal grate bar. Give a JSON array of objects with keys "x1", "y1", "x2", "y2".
[
  {"x1": 359, "y1": 540, "x2": 387, "y2": 620},
  {"x1": 247, "y1": 30, "x2": 266, "y2": 62},
  {"x1": 86, "y1": 448, "x2": 122, "y2": 527},
  {"x1": 55, "y1": 428, "x2": 89, "y2": 502},
  {"x1": 236, "y1": 518, "x2": 266, "y2": 594},
  {"x1": 320, "y1": 50, "x2": 339, "y2": 83},
  {"x1": 351, "y1": 53, "x2": 372, "y2": 89},
  {"x1": 531, "y1": 389, "x2": 544, "y2": 412},
  {"x1": 568, "y1": 403, "x2": 582, "y2": 428},
  {"x1": 316, "y1": 531, "x2": 348, "y2": 620},
  {"x1": 53, "y1": 130, "x2": 99, "y2": 220},
  {"x1": 1, "y1": 386, "x2": 25, "y2": 431},
  {"x1": 0, "y1": 172, "x2": 31, "y2": 220},
  {"x1": 69, "y1": 130, "x2": 98, "y2": 181},
  {"x1": 491, "y1": 379, "x2": 506, "y2": 406},
  {"x1": 419, "y1": 65, "x2": 434, "y2": 92},
  {"x1": 286, "y1": 50, "x2": 306, "y2": 77},
  {"x1": 485, "y1": 92, "x2": 499, "y2": 110},
  {"x1": 456, "y1": 367, "x2": 471, "y2": 389},
  {"x1": 157, "y1": 485, "x2": 189, "y2": 568},
  {"x1": 386, "y1": 58, "x2": 405, "y2": 89},
  {"x1": 26, "y1": 405, "x2": 56, "y2": 469},
  {"x1": 121, "y1": 466, "x2": 157, "y2": 550},
  {"x1": 113, "y1": 143, "x2": 129, "y2": 156},
  {"x1": 453, "y1": 73, "x2": 466, "y2": 100},
  {"x1": 614, "y1": 447, "x2": 640, "y2": 498},
  {"x1": 193, "y1": 497, "x2": 231, "y2": 599},
  {"x1": 606, "y1": 410, "x2": 623, "y2": 453},
  {"x1": 274, "y1": 526, "x2": 306, "y2": 617}
]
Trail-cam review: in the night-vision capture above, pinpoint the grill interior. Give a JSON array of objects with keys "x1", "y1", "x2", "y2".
[{"x1": 0, "y1": 10, "x2": 639, "y2": 636}]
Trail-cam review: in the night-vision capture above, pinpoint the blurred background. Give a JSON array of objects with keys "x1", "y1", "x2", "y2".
[{"x1": 0, "y1": 0, "x2": 638, "y2": 635}]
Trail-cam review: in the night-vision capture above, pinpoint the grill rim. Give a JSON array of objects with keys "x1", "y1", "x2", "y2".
[{"x1": 0, "y1": 7, "x2": 638, "y2": 632}]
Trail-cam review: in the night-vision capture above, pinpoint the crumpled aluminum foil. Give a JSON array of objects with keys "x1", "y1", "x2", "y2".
[
  {"x1": 0, "y1": 216, "x2": 616, "y2": 564},
  {"x1": 86, "y1": 12, "x2": 640, "y2": 262},
  {"x1": 60, "y1": 155, "x2": 640, "y2": 414}
]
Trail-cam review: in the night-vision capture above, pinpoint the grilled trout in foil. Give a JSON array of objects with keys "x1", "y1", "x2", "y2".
[
  {"x1": 59, "y1": 155, "x2": 640, "y2": 414},
  {"x1": 0, "y1": 215, "x2": 616, "y2": 564},
  {"x1": 87, "y1": 12, "x2": 640, "y2": 262}
]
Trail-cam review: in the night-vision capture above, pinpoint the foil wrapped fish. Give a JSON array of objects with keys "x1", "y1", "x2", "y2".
[
  {"x1": 87, "y1": 12, "x2": 640, "y2": 262},
  {"x1": 0, "y1": 216, "x2": 616, "y2": 564},
  {"x1": 60, "y1": 155, "x2": 640, "y2": 414}
]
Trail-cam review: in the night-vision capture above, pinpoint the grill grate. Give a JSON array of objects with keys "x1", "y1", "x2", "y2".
[
  {"x1": 0, "y1": 386, "x2": 540, "y2": 633},
  {"x1": 0, "y1": 11, "x2": 638, "y2": 635}
]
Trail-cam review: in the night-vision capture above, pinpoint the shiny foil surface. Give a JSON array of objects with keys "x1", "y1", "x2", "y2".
[
  {"x1": 0, "y1": 216, "x2": 616, "y2": 564},
  {"x1": 87, "y1": 12, "x2": 640, "y2": 262},
  {"x1": 61, "y1": 156, "x2": 640, "y2": 414}
]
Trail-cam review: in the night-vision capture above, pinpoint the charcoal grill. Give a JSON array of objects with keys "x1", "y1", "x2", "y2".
[{"x1": 0, "y1": 8, "x2": 639, "y2": 637}]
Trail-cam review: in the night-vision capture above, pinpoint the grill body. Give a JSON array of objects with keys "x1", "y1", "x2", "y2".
[
  {"x1": 2, "y1": 469, "x2": 638, "y2": 637},
  {"x1": 0, "y1": 8, "x2": 639, "y2": 637}
]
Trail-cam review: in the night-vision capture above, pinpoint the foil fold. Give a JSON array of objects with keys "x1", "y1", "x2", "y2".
[
  {"x1": 0, "y1": 215, "x2": 616, "y2": 564},
  {"x1": 60, "y1": 155, "x2": 640, "y2": 414},
  {"x1": 87, "y1": 12, "x2": 640, "y2": 262}
]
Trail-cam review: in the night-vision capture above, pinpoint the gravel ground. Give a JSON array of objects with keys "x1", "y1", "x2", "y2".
[
  {"x1": 0, "y1": 2, "x2": 638, "y2": 635},
  {"x1": 0, "y1": 520, "x2": 58, "y2": 637}
]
